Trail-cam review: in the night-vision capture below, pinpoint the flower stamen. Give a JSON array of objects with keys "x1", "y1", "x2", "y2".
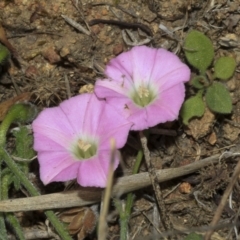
[
  {"x1": 78, "y1": 139, "x2": 91, "y2": 152},
  {"x1": 138, "y1": 85, "x2": 149, "y2": 98},
  {"x1": 131, "y1": 84, "x2": 156, "y2": 108},
  {"x1": 73, "y1": 138, "x2": 97, "y2": 160}
]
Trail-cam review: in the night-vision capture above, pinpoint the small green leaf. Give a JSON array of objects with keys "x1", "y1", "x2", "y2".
[
  {"x1": 184, "y1": 30, "x2": 214, "y2": 73},
  {"x1": 0, "y1": 43, "x2": 10, "y2": 65},
  {"x1": 191, "y1": 75, "x2": 209, "y2": 89},
  {"x1": 205, "y1": 82, "x2": 232, "y2": 114},
  {"x1": 184, "y1": 232, "x2": 203, "y2": 240},
  {"x1": 214, "y1": 56, "x2": 236, "y2": 80},
  {"x1": 180, "y1": 91, "x2": 205, "y2": 125},
  {"x1": 12, "y1": 126, "x2": 35, "y2": 160}
]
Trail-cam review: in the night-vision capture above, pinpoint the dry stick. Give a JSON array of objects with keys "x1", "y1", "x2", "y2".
[
  {"x1": 0, "y1": 153, "x2": 236, "y2": 212},
  {"x1": 139, "y1": 132, "x2": 172, "y2": 230},
  {"x1": 204, "y1": 159, "x2": 240, "y2": 240},
  {"x1": 98, "y1": 140, "x2": 116, "y2": 240}
]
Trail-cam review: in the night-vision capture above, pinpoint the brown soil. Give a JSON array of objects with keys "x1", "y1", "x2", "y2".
[{"x1": 0, "y1": 0, "x2": 240, "y2": 239}]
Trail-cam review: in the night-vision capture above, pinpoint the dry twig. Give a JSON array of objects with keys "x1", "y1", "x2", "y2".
[
  {"x1": 0, "y1": 153, "x2": 237, "y2": 212},
  {"x1": 204, "y1": 155, "x2": 240, "y2": 240},
  {"x1": 139, "y1": 131, "x2": 172, "y2": 231}
]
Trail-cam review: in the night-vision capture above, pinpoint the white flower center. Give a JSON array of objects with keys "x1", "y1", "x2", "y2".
[
  {"x1": 77, "y1": 139, "x2": 91, "y2": 152},
  {"x1": 138, "y1": 86, "x2": 150, "y2": 98},
  {"x1": 131, "y1": 83, "x2": 157, "y2": 107},
  {"x1": 72, "y1": 138, "x2": 97, "y2": 161}
]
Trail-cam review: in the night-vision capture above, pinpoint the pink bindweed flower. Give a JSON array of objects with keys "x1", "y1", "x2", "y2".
[
  {"x1": 32, "y1": 93, "x2": 132, "y2": 187},
  {"x1": 95, "y1": 46, "x2": 191, "y2": 130}
]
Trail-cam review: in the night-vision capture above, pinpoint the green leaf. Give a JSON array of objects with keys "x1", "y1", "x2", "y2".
[
  {"x1": 184, "y1": 30, "x2": 214, "y2": 73},
  {"x1": 205, "y1": 82, "x2": 232, "y2": 114},
  {"x1": 180, "y1": 91, "x2": 205, "y2": 125},
  {"x1": 0, "y1": 43, "x2": 10, "y2": 65},
  {"x1": 214, "y1": 56, "x2": 236, "y2": 80},
  {"x1": 12, "y1": 126, "x2": 35, "y2": 160},
  {"x1": 184, "y1": 232, "x2": 203, "y2": 240},
  {"x1": 191, "y1": 75, "x2": 209, "y2": 89}
]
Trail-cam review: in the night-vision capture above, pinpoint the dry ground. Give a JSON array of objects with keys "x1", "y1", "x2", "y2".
[{"x1": 0, "y1": 0, "x2": 240, "y2": 239}]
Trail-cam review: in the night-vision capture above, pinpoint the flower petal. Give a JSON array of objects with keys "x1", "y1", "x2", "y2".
[
  {"x1": 32, "y1": 107, "x2": 75, "y2": 148},
  {"x1": 105, "y1": 46, "x2": 190, "y2": 89},
  {"x1": 33, "y1": 132, "x2": 66, "y2": 152},
  {"x1": 77, "y1": 150, "x2": 120, "y2": 187},
  {"x1": 104, "y1": 50, "x2": 134, "y2": 86},
  {"x1": 38, "y1": 151, "x2": 77, "y2": 184},
  {"x1": 96, "y1": 103, "x2": 132, "y2": 150},
  {"x1": 150, "y1": 48, "x2": 190, "y2": 87},
  {"x1": 145, "y1": 83, "x2": 185, "y2": 128},
  {"x1": 59, "y1": 93, "x2": 101, "y2": 136},
  {"x1": 95, "y1": 79, "x2": 128, "y2": 98},
  {"x1": 77, "y1": 151, "x2": 120, "y2": 187},
  {"x1": 95, "y1": 46, "x2": 190, "y2": 130}
]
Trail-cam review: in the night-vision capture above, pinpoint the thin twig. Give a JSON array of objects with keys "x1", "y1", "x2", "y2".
[
  {"x1": 204, "y1": 160, "x2": 240, "y2": 240},
  {"x1": 64, "y1": 74, "x2": 71, "y2": 99},
  {"x1": 122, "y1": 29, "x2": 152, "y2": 46},
  {"x1": 61, "y1": 15, "x2": 91, "y2": 35},
  {"x1": 0, "y1": 152, "x2": 238, "y2": 212},
  {"x1": 98, "y1": 140, "x2": 116, "y2": 240},
  {"x1": 90, "y1": 2, "x2": 138, "y2": 18},
  {"x1": 142, "y1": 211, "x2": 166, "y2": 239},
  {"x1": 139, "y1": 131, "x2": 172, "y2": 231},
  {"x1": 89, "y1": 19, "x2": 153, "y2": 36}
]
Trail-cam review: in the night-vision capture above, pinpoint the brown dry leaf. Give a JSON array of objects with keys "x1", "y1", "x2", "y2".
[
  {"x1": 0, "y1": 23, "x2": 17, "y2": 57},
  {"x1": 185, "y1": 108, "x2": 215, "y2": 140},
  {"x1": 60, "y1": 207, "x2": 97, "y2": 240},
  {"x1": 0, "y1": 92, "x2": 31, "y2": 121}
]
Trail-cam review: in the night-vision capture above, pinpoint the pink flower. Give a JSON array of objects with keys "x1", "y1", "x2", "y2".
[
  {"x1": 95, "y1": 46, "x2": 190, "y2": 130},
  {"x1": 32, "y1": 93, "x2": 132, "y2": 187}
]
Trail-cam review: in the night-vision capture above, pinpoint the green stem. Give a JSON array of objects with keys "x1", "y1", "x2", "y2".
[
  {"x1": 0, "y1": 103, "x2": 37, "y2": 146},
  {"x1": 132, "y1": 149, "x2": 144, "y2": 174},
  {"x1": 0, "y1": 218, "x2": 8, "y2": 240},
  {"x1": 6, "y1": 213, "x2": 25, "y2": 240},
  {"x1": 1, "y1": 173, "x2": 25, "y2": 240},
  {"x1": 119, "y1": 148, "x2": 143, "y2": 240},
  {"x1": 0, "y1": 147, "x2": 73, "y2": 240},
  {"x1": 0, "y1": 157, "x2": 8, "y2": 240},
  {"x1": 0, "y1": 114, "x2": 12, "y2": 146}
]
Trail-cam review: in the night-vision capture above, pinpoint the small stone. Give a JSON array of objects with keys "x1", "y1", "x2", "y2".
[
  {"x1": 179, "y1": 182, "x2": 192, "y2": 194},
  {"x1": 101, "y1": 8, "x2": 108, "y2": 16},
  {"x1": 25, "y1": 66, "x2": 38, "y2": 78},
  {"x1": 223, "y1": 123, "x2": 240, "y2": 142},
  {"x1": 91, "y1": 25, "x2": 101, "y2": 35},
  {"x1": 226, "y1": 76, "x2": 236, "y2": 91},
  {"x1": 219, "y1": 34, "x2": 238, "y2": 48},
  {"x1": 105, "y1": 37, "x2": 113, "y2": 45},
  {"x1": 142, "y1": 6, "x2": 157, "y2": 23},
  {"x1": 208, "y1": 131, "x2": 217, "y2": 145},
  {"x1": 59, "y1": 46, "x2": 70, "y2": 58},
  {"x1": 42, "y1": 46, "x2": 61, "y2": 64},
  {"x1": 113, "y1": 43, "x2": 123, "y2": 55}
]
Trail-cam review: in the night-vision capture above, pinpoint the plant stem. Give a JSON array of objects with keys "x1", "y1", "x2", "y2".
[
  {"x1": 0, "y1": 157, "x2": 8, "y2": 240},
  {"x1": 0, "y1": 147, "x2": 73, "y2": 240},
  {"x1": 119, "y1": 148, "x2": 143, "y2": 240},
  {"x1": 1, "y1": 173, "x2": 25, "y2": 240},
  {"x1": 0, "y1": 216, "x2": 8, "y2": 240},
  {"x1": 0, "y1": 103, "x2": 37, "y2": 146}
]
